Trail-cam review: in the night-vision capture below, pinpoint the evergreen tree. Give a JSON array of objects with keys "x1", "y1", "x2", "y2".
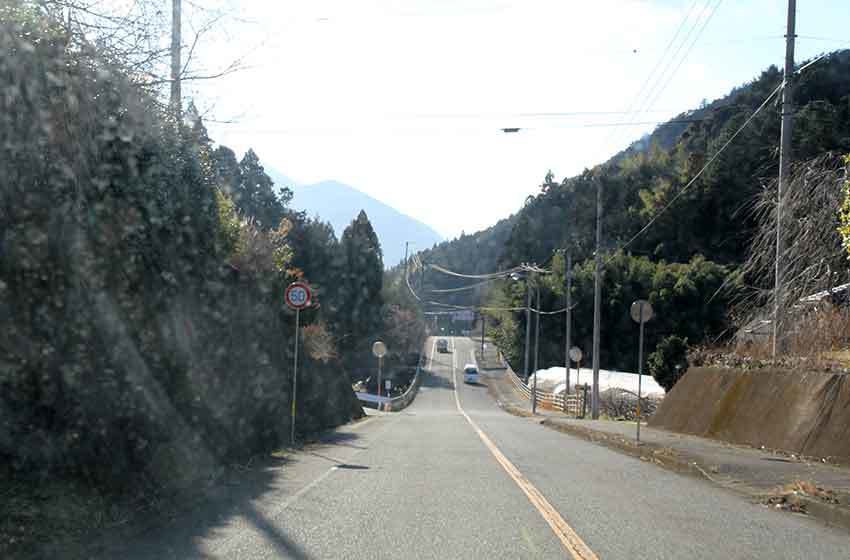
[
  {"x1": 212, "y1": 145, "x2": 242, "y2": 198},
  {"x1": 238, "y1": 149, "x2": 285, "y2": 229},
  {"x1": 336, "y1": 210, "x2": 384, "y2": 351}
]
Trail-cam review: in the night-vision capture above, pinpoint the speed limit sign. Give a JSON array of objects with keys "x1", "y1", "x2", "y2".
[{"x1": 284, "y1": 281, "x2": 312, "y2": 310}]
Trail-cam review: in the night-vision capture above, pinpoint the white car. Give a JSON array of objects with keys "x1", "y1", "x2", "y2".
[{"x1": 463, "y1": 364, "x2": 479, "y2": 384}]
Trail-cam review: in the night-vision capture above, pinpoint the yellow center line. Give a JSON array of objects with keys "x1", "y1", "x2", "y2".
[{"x1": 451, "y1": 338, "x2": 598, "y2": 560}]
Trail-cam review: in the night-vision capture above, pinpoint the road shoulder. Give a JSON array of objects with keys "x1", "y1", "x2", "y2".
[{"x1": 482, "y1": 360, "x2": 850, "y2": 533}]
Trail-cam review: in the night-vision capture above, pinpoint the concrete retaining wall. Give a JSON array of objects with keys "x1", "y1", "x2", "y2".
[{"x1": 648, "y1": 367, "x2": 850, "y2": 462}]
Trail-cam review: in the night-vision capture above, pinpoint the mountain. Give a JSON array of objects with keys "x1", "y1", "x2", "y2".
[{"x1": 285, "y1": 179, "x2": 443, "y2": 267}]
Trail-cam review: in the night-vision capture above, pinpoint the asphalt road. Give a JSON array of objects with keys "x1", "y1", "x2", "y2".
[{"x1": 99, "y1": 337, "x2": 849, "y2": 559}]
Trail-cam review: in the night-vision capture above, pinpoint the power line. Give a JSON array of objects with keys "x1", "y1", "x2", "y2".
[
  {"x1": 596, "y1": 0, "x2": 702, "y2": 158},
  {"x1": 429, "y1": 279, "x2": 495, "y2": 293},
  {"x1": 611, "y1": 80, "x2": 783, "y2": 258},
  {"x1": 644, "y1": 0, "x2": 723, "y2": 115},
  {"x1": 632, "y1": 0, "x2": 716, "y2": 127},
  {"x1": 427, "y1": 263, "x2": 524, "y2": 280},
  {"x1": 606, "y1": 52, "x2": 830, "y2": 260},
  {"x1": 623, "y1": 0, "x2": 702, "y2": 130}
]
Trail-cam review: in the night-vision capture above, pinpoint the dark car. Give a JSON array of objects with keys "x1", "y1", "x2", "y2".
[{"x1": 437, "y1": 339, "x2": 449, "y2": 353}]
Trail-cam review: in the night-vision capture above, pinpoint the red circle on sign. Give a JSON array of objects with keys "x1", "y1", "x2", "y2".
[{"x1": 285, "y1": 281, "x2": 312, "y2": 310}]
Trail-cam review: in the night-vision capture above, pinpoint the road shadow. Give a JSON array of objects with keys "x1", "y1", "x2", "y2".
[
  {"x1": 420, "y1": 369, "x2": 455, "y2": 390},
  {"x1": 79, "y1": 428, "x2": 368, "y2": 560},
  {"x1": 461, "y1": 380, "x2": 487, "y2": 388}
]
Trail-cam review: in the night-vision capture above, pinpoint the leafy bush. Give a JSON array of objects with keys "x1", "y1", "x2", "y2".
[{"x1": 649, "y1": 336, "x2": 690, "y2": 392}]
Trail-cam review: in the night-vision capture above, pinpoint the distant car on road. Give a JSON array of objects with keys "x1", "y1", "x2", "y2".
[
  {"x1": 437, "y1": 339, "x2": 449, "y2": 353},
  {"x1": 463, "y1": 364, "x2": 479, "y2": 384}
]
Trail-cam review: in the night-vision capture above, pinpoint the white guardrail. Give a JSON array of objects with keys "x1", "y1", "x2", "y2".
[
  {"x1": 505, "y1": 364, "x2": 584, "y2": 417},
  {"x1": 355, "y1": 356, "x2": 424, "y2": 412}
]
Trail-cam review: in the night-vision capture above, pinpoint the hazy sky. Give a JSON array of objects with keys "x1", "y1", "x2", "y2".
[{"x1": 191, "y1": 1, "x2": 850, "y2": 239}]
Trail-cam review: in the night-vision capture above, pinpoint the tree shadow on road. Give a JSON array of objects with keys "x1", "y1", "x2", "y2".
[{"x1": 78, "y1": 429, "x2": 369, "y2": 560}]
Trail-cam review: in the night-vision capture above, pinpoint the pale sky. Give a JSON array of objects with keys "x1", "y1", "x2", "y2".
[{"x1": 188, "y1": 0, "x2": 850, "y2": 239}]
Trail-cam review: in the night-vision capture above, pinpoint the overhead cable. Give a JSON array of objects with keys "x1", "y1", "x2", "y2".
[
  {"x1": 429, "y1": 278, "x2": 496, "y2": 293},
  {"x1": 427, "y1": 263, "x2": 524, "y2": 280},
  {"x1": 611, "y1": 80, "x2": 783, "y2": 258}
]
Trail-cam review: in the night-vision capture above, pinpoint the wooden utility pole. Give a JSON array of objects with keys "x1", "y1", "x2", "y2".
[
  {"x1": 591, "y1": 178, "x2": 603, "y2": 419},
  {"x1": 170, "y1": 0, "x2": 182, "y2": 120},
  {"x1": 564, "y1": 249, "x2": 572, "y2": 395},
  {"x1": 773, "y1": 0, "x2": 796, "y2": 357}
]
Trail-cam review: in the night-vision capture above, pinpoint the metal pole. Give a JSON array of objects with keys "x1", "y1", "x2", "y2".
[
  {"x1": 290, "y1": 308, "x2": 300, "y2": 445},
  {"x1": 532, "y1": 285, "x2": 541, "y2": 414},
  {"x1": 591, "y1": 178, "x2": 603, "y2": 419},
  {"x1": 636, "y1": 303, "x2": 645, "y2": 443},
  {"x1": 170, "y1": 0, "x2": 182, "y2": 119},
  {"x1": 576, "y1": 358, "x2": 580, "y2": 388},
  {"x1": 481, "y1": 314, "x2": 485, "y2": 359},
  {"x1": 377, "y1": 356, "x2": 383, "y2": 402},
  {"x1": 773, "y1": 0, "x2": 796, "y2": 358},
  {"x1": 581, "y1": 379, "x2": 588, "y2": 419},
  {"x1": 523, "y1": 281, "x2": 532, "y2": 380},
  {"x1": 565, "y1": 249, "x2": 572, "y2": 398}
]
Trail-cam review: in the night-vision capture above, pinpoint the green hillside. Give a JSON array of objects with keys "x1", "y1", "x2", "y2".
[{"x1": 415, "y1": 50, "x2": 850, "y2": 371}]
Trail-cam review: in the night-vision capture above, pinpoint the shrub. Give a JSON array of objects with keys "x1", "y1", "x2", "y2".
[{"x1": 649, "y1": 335, "x2": 689, "y2": 392}]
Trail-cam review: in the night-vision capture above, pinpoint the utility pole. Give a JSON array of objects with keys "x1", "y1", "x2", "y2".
[
  {"x1": 564, "y1": 249, "x2": 572, "y2": 395},
  {"x1": 773, "y1": 0, "x2": 796, "y2": 358},
  {"x1": 532, "y1": 281, "x2": 541, "y2": 414},
  {"x1": 523, "y1": 274, "x2": 532, "y2": 381},
  {"x1": 591, "y1": 178, "x2": 603, "y2": 419},
  {"x1": 170, "y1": 0, "x2": 182, "y2": 119}
]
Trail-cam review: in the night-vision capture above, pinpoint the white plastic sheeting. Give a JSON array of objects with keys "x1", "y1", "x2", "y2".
[{"x1": 528, "y1": 366, "x2": 665, "y2": 397}]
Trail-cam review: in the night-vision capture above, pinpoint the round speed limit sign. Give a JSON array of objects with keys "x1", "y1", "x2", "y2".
[{"x1": 284, "y1": 281, "x2": 312, "y2": 310}]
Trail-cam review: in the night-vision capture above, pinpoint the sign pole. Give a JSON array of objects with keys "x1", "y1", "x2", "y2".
[
  {"x1": 480, "y1": 314, "x2": 485, "y2": 360},
  {"x1": 637, "y1": 304, "x2": 644, "y2": 443},
  {"x1": 568, "y1": 347, "x2": 583, "y2": 417},
  {"x1": 377, "y1": 355, "x2": 383, "y2": 409},
  {"x1": 630, "y1": 299, "x2": 653, "y2": 443},
  {"x1": 284, "y1": 281, "x2": 312, "y2": 447},
  {"x1": 372, "y1": 340, "x2": 388, "y2": 411},
  {"x1": 291, "y1": 307, "x2": 300, "y2": 445}
]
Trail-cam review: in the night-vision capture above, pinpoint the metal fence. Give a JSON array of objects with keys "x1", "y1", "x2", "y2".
[{"x1": 356, "y1": 356, "x2": 424, "y2": 412}]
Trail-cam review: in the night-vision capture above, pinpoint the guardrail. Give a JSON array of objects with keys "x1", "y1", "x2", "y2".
[
  {"x1": 355, "y1": 356, "x2": 424, "y2": 412},
  {"x1": 506, "y1": 366, "x2": 584, "y2": 417}
]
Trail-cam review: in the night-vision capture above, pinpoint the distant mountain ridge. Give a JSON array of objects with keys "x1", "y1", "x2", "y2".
[{"x1": 265, "y1": 169, "x2": 443, "y2": 267}]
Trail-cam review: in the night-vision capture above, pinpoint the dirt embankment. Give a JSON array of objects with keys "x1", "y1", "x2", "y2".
[{"x1": 649, "y1": 367, "x2": 850, "y2": 463}]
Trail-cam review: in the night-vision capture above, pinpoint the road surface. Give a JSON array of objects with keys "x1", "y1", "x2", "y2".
[{"x1": 99, "y1": 337, "x2": 849, "y2": 559}]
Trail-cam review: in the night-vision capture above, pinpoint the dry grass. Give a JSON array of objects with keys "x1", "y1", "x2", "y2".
[
  {"x1": 765, "y1": 480, "x2": 841, "y2": 512},
  {"x1": 785, "y1": 308, "x2": 850, "y2": 359},
  {"x1": 712, "y1": 308, "x2": 850, "y2": 371},
  {"x1": 736, "y1": 154, "x2": 848, "y2": 320}
]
